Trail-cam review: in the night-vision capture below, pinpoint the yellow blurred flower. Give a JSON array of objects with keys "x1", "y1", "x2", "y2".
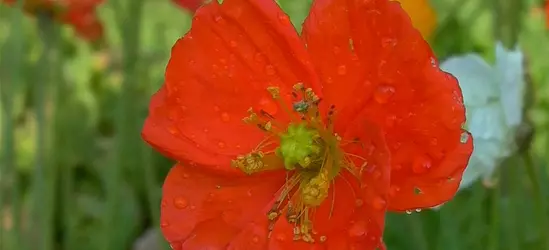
[{"x1": 395, "y1": 0, "x2": 437, "y2": 38}]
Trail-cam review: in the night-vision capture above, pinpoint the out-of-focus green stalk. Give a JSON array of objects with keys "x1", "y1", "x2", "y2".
[
  {"x1": 0, "y1": 1, "x2": 24, "y2": 249},
  {"x1": 493, "y1": 0, "x2": 524, "y2": 49},
  {"x1": 523, "y1": 153, "x2": 549, "y2": 250},
  {"x1": 487, "y1": 182, "x2": 500, "y2": 250},
  {"x1": 406, "y1": 213, "x2": 428, "y2": 250},
  {"x1": 104, "y1": 0, "x2": 144, "y2": 249},
  {"x1": 31, "y1": 14, "x2": 56, "y2": 250}
]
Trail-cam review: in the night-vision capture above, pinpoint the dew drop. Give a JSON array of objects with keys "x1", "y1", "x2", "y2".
[
  {"x1": 405, "y1": 210, "x2": 412, "y2": 215},
  {"x1": 254, "y1": 53, "x2": 264, "y2": 63},
  {"x1": 218, "y1": 142, "x2": 226, "y2": 148},
  {"x1": 252, "y1": 235, "x2": 260, "y2": 243},
  {"x1": 277, "y1": 12, "x2": 290, "y2": 24},
  {"x1": 258, "y1": 98, "x2": 278, "y2": 116},
  {"x1": 385, "y1": 115, "x2": 397, "y2": 127},
  {"x1": 173, "y1": 197, "x2": 189, "y2": 209},
  {"x1": 460, "y1": 132, "x2": 469, "y2": 143},
  {"x1": 190, "y1": 205, "x2": 196, "y2": 210},
  {"x1": 168, "y1": 126, "x2": 179, "y2": 135},
  {"x1": 320, "y1": 235, "x2": 327, "y2": 242},
  {"x1": 372, "y1": 196, "x2": 386, "y2": 210},
  {"x1": 203, "y1": 128, "x2": 209, "y2": 133},
  {"x1": 265, "y1": 65, "x2": 276, "y2": 76},
  {"x1": 388, "y1": 185, "x2": 400, "y2": 197},
  {"x1": 348, "y1": 221, "x2": 366, "y2": 237},
  {"x1": 160, "y1": 220, "x2": 170, "y2": 228},
  {"x1": 355, "y1": 199, "x2": 364, "y2": 207},
  {"x1": 275, "y1": 233, "x2": 287, "y2": 242},
  {"x1": 373, "y1": 85, "x2": 395, "y2": 104},
  {"x1": 415, "y1": 208, "x2": 422, "y2": 213},
  {"x1": 214, "y1": 106, "x2": 220, "y2": 112},
  {"x1": 333, "y1": 46, "x2": 341, "y2": 55},
  {"x1": 182, "y1": 172, "x2": 190, "y2": 178},
  {"x1": 221, "y1": 112, "x2": 230, "y2": 122},
  {"x1": 229, "y1": 40, "x2": 237, "y2": 47},
  {"x1": 161, "y1": 199, "x2": 167, "y2": 208},
  {"x1": 214, "y1": 15, "x2": 223, "y2": 23},
  {"x1": 412, "y1": 155, "x2": 432, "y2": 174},
  {"x1": 246, "y1": 189, "x2": 253, "y2": 197},
  {"x1": 337, "y1": 65, "x2": 347, "y2": 75}
]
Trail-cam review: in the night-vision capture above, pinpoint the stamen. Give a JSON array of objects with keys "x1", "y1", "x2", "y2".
[{"x1": 234, "y1": 85, "x2": 353, "y2": 244}]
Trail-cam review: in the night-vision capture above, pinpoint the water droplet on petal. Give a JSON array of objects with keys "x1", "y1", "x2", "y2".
[
  {"x1": 258, "y1": 98, "x2": 278, "y2": 115},
  {"x1": 174, "y1": 197, "x2": 189, "y2": 209},
  {"x1": 337, "y1": 65, "x2": 347, "y2": 75},
  {"x1": 374, "y1": 85, "x2": 395, "y2": 104},
  {"x1": 277, "y1": 12, "x2": 290, "y2": 24},
  {"x1": 246, "y1": 189, "x2": 253, "y2": 197},
  {"x1": 161, "y1": 199, "x2": 167, "y2": 208},
  {"x1": 221, "y1": 112, "x2": 230, "y2": 122},
  {"x1": 275, "y1": 233, "x2": 287, "y2": 242},
  {"x1": 229, "y1": 40, "x2": 237, "y2": 47},
  {"x1": 355, "y1": 199, "x2": 364, "y2": 207},
  {"x1": 372, "y1": 196, "x2": 386, "y2": 210},
  {"x1": 385, "y1": 115, "x2": 397, "y2": 127},
  {"x1": 218, "y1": 142, "x2": 226, "y2": 148},
  {"x1": 412, "y1": 156, "x2": 432, "y2": 174},
  {"x1": 214, "y1": 106, "x2": 220, "y2": 112},
  {"x1": 348, "y1": 221, "x2": 366, "y2": 237},
  {"x1": 203, "y1": 128, "x2": 209, "y2": 133},
  {"x1": 252, "y1": 235, "x2": 260, "y2": 243},
  {"x1": 168, "y1": 126, "x2": 179, "y2": 135},
  {"x1": 214, "y1": 15, "x2": 223, "y2": 23},
  {"x1": 265, "y1": 65, "x2": 276, "y2": 76},
  {"x1": 415, "y1": 208, "x2": 422, "y2": 213},
  {"x1": 160, "y1": 220, "x2": 170, "y2": 228},
  {"x1": 388, "y1": 185, "x2": 400, "y2": 197},
  {"x1": 460, "y1": 132, "x2": 469, "y2": 143},
  {"x1": 405, "y1": 210, "x2": 412, "y2": 215}
]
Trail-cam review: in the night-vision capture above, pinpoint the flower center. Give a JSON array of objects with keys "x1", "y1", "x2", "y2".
[{"x1": 232, "y1": 84, "x2": 365, "y2": 243}]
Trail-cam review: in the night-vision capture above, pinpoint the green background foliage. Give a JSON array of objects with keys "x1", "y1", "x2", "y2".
[{"x1": 0, "y1": 0, "x2": 548, "y2": 249}]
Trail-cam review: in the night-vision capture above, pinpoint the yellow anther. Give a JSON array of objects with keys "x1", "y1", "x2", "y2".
[
  {"x1": 268, "y1": 211, "x2": 278, "y2": 220},
  {"x1": 231, "y1": 152, "x2": 265, "y2": 174},
  {"x1": 298, "y1": 157, "x2": 312, "y2": 168},
  {"x1": 293, "y1": 82, "x2": 305, "y2": 91},
  {"x1": 267, "y1": 86, "x2": 281, "y2": 99},
  {"x1": 301, "y1": 169, "x2": 330, "y2": 206},
  {"x1": 264, "y1": 121, "x2": 272, "y2": 131}
]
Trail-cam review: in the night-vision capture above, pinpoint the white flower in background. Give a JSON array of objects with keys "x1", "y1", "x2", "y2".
[{"x1": 440, "y1": 42, "x2": 525, "y2": 190}]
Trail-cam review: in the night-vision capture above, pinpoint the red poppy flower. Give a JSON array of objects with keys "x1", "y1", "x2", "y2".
[
  {"x1": 171, "y1": 0, "x2": 203, "y2": 13},
  {"x1": 1, "y1": 0, "x2": 104, "y2": 42},
  {"x1": 142, "y1": 0, "x2": 473, "y2": 249}
]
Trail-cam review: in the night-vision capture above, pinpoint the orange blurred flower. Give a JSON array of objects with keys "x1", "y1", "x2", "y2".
[
  {"x1": 142, "y1": 0, "x2": 472, "y2": 249},
  {"x1": 2, "y1": 0, "x2": 104, "y2": 42},
  {"x1": 395, "y1": 0, "x2": 437, "y2": 38}
]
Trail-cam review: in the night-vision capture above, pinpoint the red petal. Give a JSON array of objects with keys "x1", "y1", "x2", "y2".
[
  {"x1": 304, "y1": 0, "x2": 471, "y2": 210},
  {"x1": 301, "y1": 0, "x2": 365, "y2": 124},
  {"x1": 143, "y1": 0, "x2": 321, "y2": 173},
  {"x1": 161, "y1": 163, "x2": 285, "y2": 249},
  {"x1": 385, "y1": 131, "x2": 473, "y2": 210}
]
